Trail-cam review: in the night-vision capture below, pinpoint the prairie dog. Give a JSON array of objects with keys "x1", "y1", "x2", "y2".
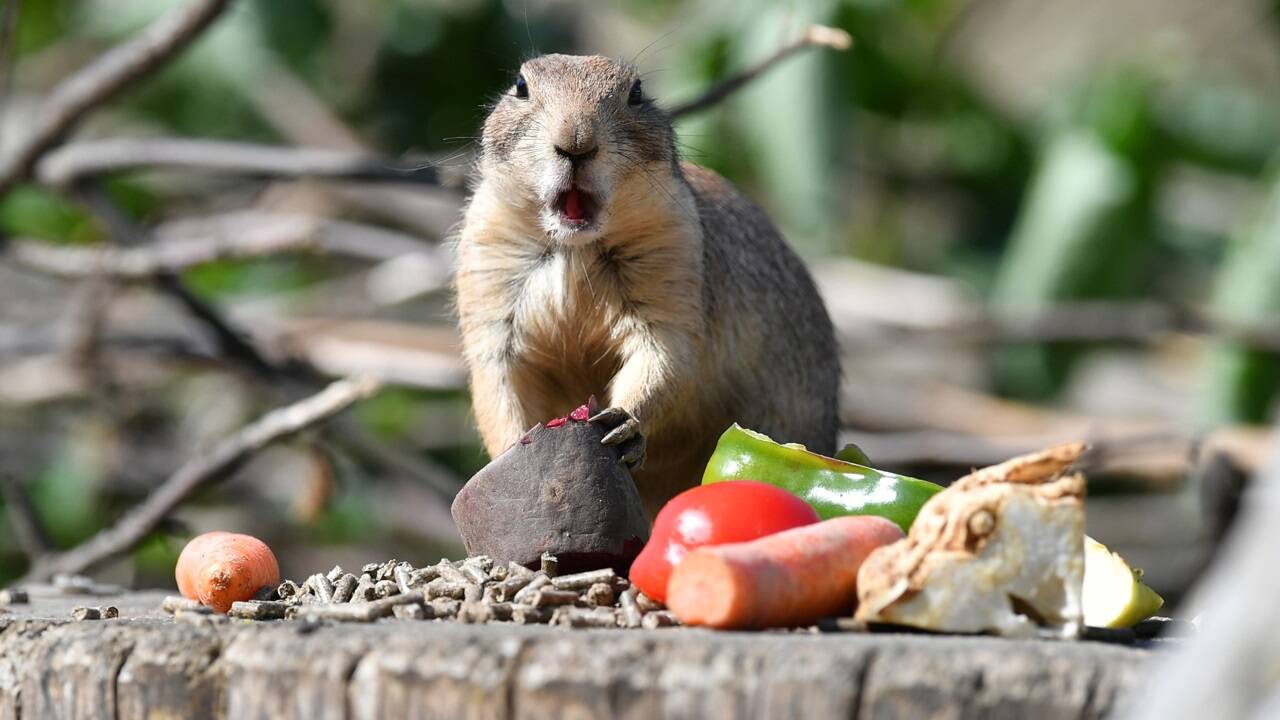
[{"x1": 455, "y1": 54, "x2": 839, "y2": 516}]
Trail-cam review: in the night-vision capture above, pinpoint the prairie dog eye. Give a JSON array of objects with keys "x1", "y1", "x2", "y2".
[
  {"x1": 628, "y1": 79, "x2": 643, "y2": 106},
  {"x1": 514, "y1": 74, "x2": 528, "y2": 99}
]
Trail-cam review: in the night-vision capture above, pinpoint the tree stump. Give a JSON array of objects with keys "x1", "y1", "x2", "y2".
[{"x1": 0, "y1": 590, "x2": 1159, "y2": 719}]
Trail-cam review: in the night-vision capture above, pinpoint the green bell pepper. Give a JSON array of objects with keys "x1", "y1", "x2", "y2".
[
  {"x1": 835, "y1": 442, "x2": 872, "y2": 466},
  {"x1": 701, "y1": 424, "x2": 943, "y2": 532}
]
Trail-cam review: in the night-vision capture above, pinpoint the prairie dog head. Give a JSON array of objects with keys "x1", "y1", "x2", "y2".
[{"x1": 477, "y1": 54, "x2": 677, "y2": 246}]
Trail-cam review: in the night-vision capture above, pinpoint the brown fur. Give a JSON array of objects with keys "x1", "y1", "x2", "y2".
[{"x1": 455, "y1": 54, "x2": 838, "y2": 516}]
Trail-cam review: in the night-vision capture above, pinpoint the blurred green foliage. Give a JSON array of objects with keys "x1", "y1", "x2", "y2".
[
  {"x1": 1200, "y1": 169, "x2": 1280, "y2": 424},
  {"x1": 4, "y1": 0, "x2": 1280, "y2": 583},
  {"x1": 0, "y1": 187, "x2": 96, "y2": 242}
]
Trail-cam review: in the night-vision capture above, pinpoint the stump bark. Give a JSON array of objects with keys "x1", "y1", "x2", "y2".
[{"x1": 0, "y1": 591, "x2": 1157, "y2": 719}]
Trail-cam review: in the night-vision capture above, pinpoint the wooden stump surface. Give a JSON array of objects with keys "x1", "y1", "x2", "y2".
[{"x1": 0, "y1": 590, "x2": 1163, "y2": 719}]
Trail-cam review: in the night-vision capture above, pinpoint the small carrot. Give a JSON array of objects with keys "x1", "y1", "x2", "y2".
[
  {"x1": 175, "y1": 531, "x2": 280, "y2": 613},
  {"x1": 666, "y1": 515, "x2": 903, "y2": 629}
]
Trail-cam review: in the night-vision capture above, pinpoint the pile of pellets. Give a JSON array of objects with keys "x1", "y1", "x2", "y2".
[{"x1": 162, "y1": 553, "x2": 680, "y2": 629}]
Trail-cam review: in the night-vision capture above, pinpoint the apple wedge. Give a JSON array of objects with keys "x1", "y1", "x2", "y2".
[{"x1": 1083, "y1": 536, "x2": 1164, "y2": 628}]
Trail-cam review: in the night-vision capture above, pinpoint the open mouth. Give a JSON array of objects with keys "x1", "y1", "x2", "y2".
[{"x1": 553, "y1": 186, "x2": 598, "y2": 228}]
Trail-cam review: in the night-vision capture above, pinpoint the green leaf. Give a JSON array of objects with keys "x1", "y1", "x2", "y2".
[
  {"x1": 1199, "y1": 167, "x2": 1280, "y2": 424},
  {"x1": 990, "y1": 130, "x2": 1146, "y2": 398},
  {"x1": 734, "y1": 0, "x2": 841, "y2": 255},
  {"x1": 0, "y1": 187, "x2": 97, "y2": 243}
]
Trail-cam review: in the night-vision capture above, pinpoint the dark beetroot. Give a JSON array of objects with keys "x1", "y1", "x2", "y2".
[{"x1": 451, "y1": 399, "x2": 649, "y2": 573}]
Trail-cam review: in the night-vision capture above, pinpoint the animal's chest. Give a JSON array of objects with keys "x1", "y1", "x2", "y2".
[{"x1": 513, "y1": 248, "x2": 627, "y2": 368}]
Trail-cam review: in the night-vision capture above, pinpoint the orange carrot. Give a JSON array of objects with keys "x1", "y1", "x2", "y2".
[
  {"x1": 666, "y1": 515, "x2": 903, "y2": 629},
  {"x1": 175, "y1": 531, "x2": 280, "y2": 613}
]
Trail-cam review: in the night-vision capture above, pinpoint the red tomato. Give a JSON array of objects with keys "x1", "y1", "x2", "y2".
[{"x1": 629, "y1": 480, "x2": 820, "y2": 602}]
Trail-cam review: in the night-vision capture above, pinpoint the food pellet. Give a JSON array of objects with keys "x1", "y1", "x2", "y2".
[{"x1": 164, "y1": 556, "x2": 679, "y2": 630}]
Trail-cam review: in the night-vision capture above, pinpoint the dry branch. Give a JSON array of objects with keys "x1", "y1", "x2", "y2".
[
  {"x1": 22, "y1": 375, "x2": 382, "y2": 581},
  {"x1": 35, "y1": 137, "x2": 446, "y2": 188},
  {"x1": 668, "y1": 24, "x2": 853, "y2": 118},
  {"x1": 338, "y1": 420, "x2": 462, "y2": 499},
  {"x1": 0, "y1": 324, "x2": 211, "y2": 362},
  {"x1": 815, "y1": 259, "x2": 1280, "y2": 353},
  {"x1": 931, "y1": 302, "x2": 1280, "y2": 351},
  {"x1": 62, "y1": 274, "x2": 117, "y2": 400},
  {"x1": 842, "y1": 428, "x2": 1198, "y2": 488},
  {"x1": 159, "y1": 211, "x2": 434, "y2": 261},
  {"x1": 901, "y1": 302, "x2": 1280, "y2": 353},
  {"x1": 5, "y1": 234, "x2": 313, "y2": 280},
  {"x1": 3, "y1": 212, "x2": 435, "y2": 279},
  {"x1": 0, "y1": 0, "x2": 234, "y2": 194},
  {"x1": 71, "y1": 181, "x2": 285, "y2": 380}
]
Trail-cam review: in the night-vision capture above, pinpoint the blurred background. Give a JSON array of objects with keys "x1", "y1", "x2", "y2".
[{"x1": 2, "y1": 0, "x2": 1279, "y2": 608}]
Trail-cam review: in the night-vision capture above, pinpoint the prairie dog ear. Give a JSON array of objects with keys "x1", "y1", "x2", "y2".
[{"x1": 855, "y1": 445, "x2": 1088, "y2": 639}]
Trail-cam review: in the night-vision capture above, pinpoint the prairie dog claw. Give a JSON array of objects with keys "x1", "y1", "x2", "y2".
[
  {"x1": 600, "y1": 418, "x2": 640, "y2": 446},
  {"x1": 590, "y1": 407, "x2": 646, "y2": 470},
  {"x1": 588, "y1": 406, "x2": 629, "y2": 428}
]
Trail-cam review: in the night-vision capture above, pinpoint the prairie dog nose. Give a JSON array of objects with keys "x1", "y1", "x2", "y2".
[
  {"x1": 554, "y1": 143, "x2": 599, "y2": 165},
  {"x1": 553, "y1": 120, "x2": 598, "y2": 164}
]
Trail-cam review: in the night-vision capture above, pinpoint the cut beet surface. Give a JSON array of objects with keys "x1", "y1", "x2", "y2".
[{"x1": 451, "y1": 399, "x2": 649, "y2": 574}]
